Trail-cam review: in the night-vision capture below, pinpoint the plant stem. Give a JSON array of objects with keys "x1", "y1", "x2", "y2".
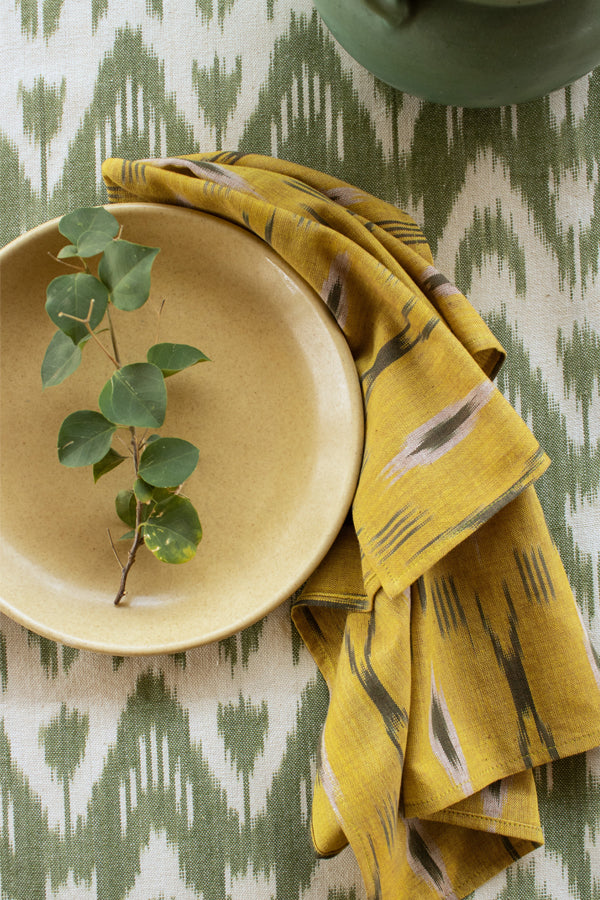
[
  {"x1": 130, "y1": 427, "x2": 140, "y2": 470},
  {"x1": 113, "y1": 428, "x2": 143, "y2": 605},
  {"x1": 113, "y1": 502, "x2": 144, "y2": 605},
  {"x1": 58, "y1": 299, "x2": 119, "y2": 368},
  {"x1": 47, "y1": 252, "x2": 85, "y2": 272},
  {"x1": 106, "y1": 306, "x2": 122, "y2": 368},
  {"x1": 114, "y1": 432, "x2": 130, "y2": 455},
  {"x1": 107, "y1": 530, "x2": 123, "y2": 567},
  {"x1": 155, "y1": 299, "x2": 166, "y2": 344},
  {"x1": 86, "y1": 326, "x2": 118, "y2": 368}
]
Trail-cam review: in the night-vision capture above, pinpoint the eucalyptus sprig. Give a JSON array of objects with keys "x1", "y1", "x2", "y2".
[{"x1": 42, "y1": 207, "x2": 209, "y2": 605}]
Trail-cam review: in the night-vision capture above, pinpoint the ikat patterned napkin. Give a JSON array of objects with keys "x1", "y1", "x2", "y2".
[{"x1": 101, "y1": 151, "x2": 600, "y2": 900}]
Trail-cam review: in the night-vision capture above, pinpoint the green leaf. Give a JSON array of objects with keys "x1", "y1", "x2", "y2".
[
  {"x1": 98, "y1": 363, "x2": 167, "y2": 428},
  {"x1": 98, "y1": 240, "x2": 159, "y2": 310},
  {"x1": 58, "y1": 207, "x2": 119, "y2": 258},
  {"x1": 138, "y1": 437, "x2": 199, "y2": 487},
  {"x1": 115, "y1": 489, "x2": 155, "y2": 529},
  {"x1": 93, "y1": 447, "x2": 126, "y2": 483},
  {"x1": 146, "y1": 342, "x2": 209, "y2": 377},
  {"x1": 142, "y1": 495, "x2": 202, "y2": 564},
  {"x1": 119, "y1": 530, "x2": 136, "y2": 541},
  {"x1": 46, "y1": 273, "x2": 109, "y2": 344},
  {"x1": 133, "y1": 476, "x2": 154, "y2": 503},
  {"x1": 115, "y1": 489, "x2": 137, "y2": 528},
  {"x1": 41, "y1": 330, "x2": 82, "y2": 388},
  {"x1": 57, "y1": 244, "x2": 80, "y2": 259},
  {"x1": 151, "y1": 486, "x2": 175, "y2": 502},
  {"x1": 57, "y1": 410, "x2": 117, "y2": 467}
]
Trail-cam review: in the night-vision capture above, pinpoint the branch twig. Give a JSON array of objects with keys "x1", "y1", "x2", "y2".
[
  {"x1": 106, "y1": 305, "x2": 122, "y2": 367},
  {"x1": 113, "y1": 507, "x2": 144, "y2": 605},
  {"x1": 155, "y1": 299, "x2": 166, "y2": 345},
  {"x1": 107, "y1": 529, "x2": 123, "y2": 566},
  {"x1": 112, "y1": 428, "x2": 144, "y2": 605},
  {"x1": 58, "y1": 299, "x2": 119, "y2": 368},
  {"x1": 115, "y1": 520, "x2": 144, "y2": 606},
  {"x1": 47, "y1": 251, "x2": 85, "y2": 272}
]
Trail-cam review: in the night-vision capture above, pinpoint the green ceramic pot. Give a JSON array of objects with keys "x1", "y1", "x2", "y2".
[{"x1": 312, "y1": 0, "x2": 600, "y2": 106}]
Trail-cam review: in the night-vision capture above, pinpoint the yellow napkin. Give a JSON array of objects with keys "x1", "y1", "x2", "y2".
[{"x1": 102, "y1": 152, "x2": 600, "y2": 900}]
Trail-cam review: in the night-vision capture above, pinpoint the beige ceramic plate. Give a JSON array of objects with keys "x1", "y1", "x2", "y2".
[{"x1": 0, "y1": 204, "x2": 363, "y2": 655}]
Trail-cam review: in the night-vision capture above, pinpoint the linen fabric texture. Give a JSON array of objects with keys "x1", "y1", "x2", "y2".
[{"x1": 101, "y1": 152, "x2": 600, "y2": 900}]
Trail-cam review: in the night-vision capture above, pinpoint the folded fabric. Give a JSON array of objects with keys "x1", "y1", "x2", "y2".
[{"x1": 102, "y1": 152, "x2": 600, "y2": 900}]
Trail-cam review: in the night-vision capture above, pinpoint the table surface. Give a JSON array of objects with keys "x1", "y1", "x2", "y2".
[{"x1": 1, "y1": 2, "x2": 599, "y2": 899}]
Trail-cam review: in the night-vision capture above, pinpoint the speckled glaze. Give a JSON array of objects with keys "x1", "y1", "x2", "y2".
[
  {"x1": 313, "y1": 0, "x2": 600, "y2": 106},
  {"x1": 0, "y1": 204, "x2": 364, "y2": 654}
]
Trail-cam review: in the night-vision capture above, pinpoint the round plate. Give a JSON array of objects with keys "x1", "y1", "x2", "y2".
[{"x1": 0, "y1": 204, "x2": 363, "y2": 655}]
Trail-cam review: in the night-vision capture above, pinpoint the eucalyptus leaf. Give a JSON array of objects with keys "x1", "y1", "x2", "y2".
[
  {"x1": 151, "y1": 486, "x2": 175, "y2": 503},
  {"x1": 98, "y1": 363, "x2": 167, "y2": 428},
  {"x1": 99, "y1": 240, "x2": 159, "y2": 310},
  {"x1": 93, "y1": 447, "x2": 126, "y2": 483},
  {"x1": 146, "y1": 342, "x2": 209, "y2": 377},
  {"x1": 115, "y1": 489, "x2": 137, "y2": 529},
  {"x1": 46, "y1": 273, "x2": 108, "y2": 344},
  {"x1": 57, "y1": 410, "x2": 116, "y2": 467},
  {"x1": 58, "y1": 207, "x2": 119, "y2": 258},
  {"x1": 41, "y1": 330, "x2": 82, "y2": 388},
  {"x1": 57, "y1": 244, "x2": 80, "y2": 259},
  {"x1": 133, "y1": 476, "x2": 154, "y2": 503},
  {"x1": 115, "y1": 489, "x2": 155, "y2": 529},
  {"x1": 142, "y1": 495, "x2": 202, "y2": 564},
  {"x1": 138, "y1": 437, "x2": 199, "y2": 487}
]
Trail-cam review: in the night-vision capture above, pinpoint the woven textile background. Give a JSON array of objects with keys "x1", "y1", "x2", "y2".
[{"x1": 1, "y1": 2, "x2": 600, "y2": 899}]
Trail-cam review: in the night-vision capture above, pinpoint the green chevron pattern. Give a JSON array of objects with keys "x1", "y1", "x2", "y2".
[{"x1": 1, "y1": 1, "x2": 599, "y2": 897}]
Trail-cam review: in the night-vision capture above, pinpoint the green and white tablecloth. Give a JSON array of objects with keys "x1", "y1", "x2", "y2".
[{"x1": 1, "y1": 2, "x2": 600, "y2": 898}]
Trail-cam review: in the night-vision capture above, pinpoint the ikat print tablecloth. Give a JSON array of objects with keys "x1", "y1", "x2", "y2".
[{"x1": 2, "y1": 3, "x2": 600, "y2": 900}]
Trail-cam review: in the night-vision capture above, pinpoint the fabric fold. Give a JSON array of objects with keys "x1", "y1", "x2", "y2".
[{"x1": 102, "y1": 151, "x2": 600, "y2": 900}]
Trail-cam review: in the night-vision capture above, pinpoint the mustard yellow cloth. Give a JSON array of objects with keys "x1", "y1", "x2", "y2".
[{"x1": 102, "y1": 152, "x2": 600, "y2": 900}]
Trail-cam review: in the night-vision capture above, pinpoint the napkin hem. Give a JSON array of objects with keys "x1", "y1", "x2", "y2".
[
  {"x1": 294, "y1": 592, "x2": 371, "y2": 611},
  {"x1": 422, "y1": 807, "x2": 544, "y2": 843},
  {"x1": 450, "y1": 838, "x2": 542, "y2": 900},
  {"x1": 291, "y1": 606, "x2": 341, "y2": 688},
  {"x1": 360, "y1": 448, "x2": 550, "y2": 606},
  {"x1": 311, "y1": 821, "x2": 349, "y2": 857},
  {"x1": 403, "y1": 724, "x2": 600, "y2": 820}
]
